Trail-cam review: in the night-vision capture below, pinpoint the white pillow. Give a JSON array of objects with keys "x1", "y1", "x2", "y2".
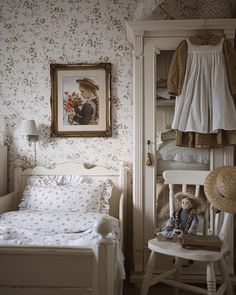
[
  {"x1": 27, "y1": 175, "x2": 88, "y2": 187},
  {"x1": 19, "y1": 183, "x2": 104, "y2": 213},
  {"x1": 26, "y1": 175, "x2": 113, "y2": 214},
  {"x1": 157, "y1": 140, "x2": 209, "y2": 164},
  {"x1": 69, "y1": 178, "x2": 113, "y2": 214}
]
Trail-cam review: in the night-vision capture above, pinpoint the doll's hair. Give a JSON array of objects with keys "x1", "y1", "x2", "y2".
[{"x1": 174, "y1": 208, "x2": 195, "y2": 233}]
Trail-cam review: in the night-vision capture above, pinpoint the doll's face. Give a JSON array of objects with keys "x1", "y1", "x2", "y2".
[{"x1": 181, "y1": 198, "x2": 193, "y2": 210}]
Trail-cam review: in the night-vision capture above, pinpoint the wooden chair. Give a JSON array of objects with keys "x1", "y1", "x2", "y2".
[{"x1": 140, "y1": 170, "x2": 233, "y2": 295}]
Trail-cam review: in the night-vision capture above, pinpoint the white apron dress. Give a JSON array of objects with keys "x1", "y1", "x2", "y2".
[{"x1": 172, "y1": 38, "x2": 236, "y2": 133}]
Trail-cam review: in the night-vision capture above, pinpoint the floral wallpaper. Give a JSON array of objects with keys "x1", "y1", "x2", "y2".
[
  {"x1": 1, "y1": 0, "x2": 234, "y2": 189},
  {"x1": 1, "y1": 0, "x2": 138, "y2": 186}
]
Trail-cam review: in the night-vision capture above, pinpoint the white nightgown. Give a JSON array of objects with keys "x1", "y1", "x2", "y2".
[{"x1": 172, "y1": 38, "x2": 236, "y2": 133}]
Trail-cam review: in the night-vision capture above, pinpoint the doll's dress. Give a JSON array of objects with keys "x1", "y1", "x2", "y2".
[
  {"x1": 172, "y1": 38, "x2": 236, "y2": 133},
  {"x1": 156, "y1": 208, "x2": 198, "y2": 242}
]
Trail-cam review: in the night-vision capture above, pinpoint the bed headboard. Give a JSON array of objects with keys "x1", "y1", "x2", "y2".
[{"x1": 14, "y1": 161, "x2": 129, "y2": 220}]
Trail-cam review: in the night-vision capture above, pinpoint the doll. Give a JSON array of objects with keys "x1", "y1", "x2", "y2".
[{"x1": 156, "y1": 192, "x2": 201, "y2": 242}]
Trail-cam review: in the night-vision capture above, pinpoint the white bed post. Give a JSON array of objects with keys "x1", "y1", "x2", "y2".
[
  {"x1": 14, "y1": 159, "x2": 23, "y2": 208},
  {"x1": 93, "y1": 218, "x2": 117, "y2": 295},
  {"x1": 119, "y1": 163, "x2": 129, "y2": 251}
]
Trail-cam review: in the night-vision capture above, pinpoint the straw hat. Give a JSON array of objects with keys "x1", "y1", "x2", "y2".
[
  {"x1": 204, "y1": 166, "x2": 236, "y2": 213},
  {"x1": 175, "y1": 192, "x2": 202, "y2": 209},
  {"x1": 76, "y1": 78, "x2": 99, "y2": 91}
]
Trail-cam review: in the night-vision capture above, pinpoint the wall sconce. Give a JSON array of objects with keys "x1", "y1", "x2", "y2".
[{"x1": 20, "y1": 120, "x2": 39, "y2": 167}]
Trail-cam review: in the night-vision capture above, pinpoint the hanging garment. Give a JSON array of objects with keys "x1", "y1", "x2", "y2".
[{"x1": 168, "y1": 36, "x2": 236, "y2": 147}]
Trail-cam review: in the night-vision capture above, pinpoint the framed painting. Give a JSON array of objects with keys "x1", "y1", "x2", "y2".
[{"x1": 50, "y1": 63, "x2": 112, "y2": 137}]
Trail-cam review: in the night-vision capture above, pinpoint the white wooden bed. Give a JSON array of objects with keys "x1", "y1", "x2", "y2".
[{"x1": 0, "y1": 161, "x2": 129, "y2": 295}]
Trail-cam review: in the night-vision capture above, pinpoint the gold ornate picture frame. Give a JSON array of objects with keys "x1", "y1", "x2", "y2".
[{"x1": 50, "y1": 63, "x2": 112, "y2": 137}]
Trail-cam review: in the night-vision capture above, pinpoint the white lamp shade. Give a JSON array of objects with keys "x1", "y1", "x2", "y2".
[{"x1": 20, "y1": 120, "x2": 39, "y2": 136}]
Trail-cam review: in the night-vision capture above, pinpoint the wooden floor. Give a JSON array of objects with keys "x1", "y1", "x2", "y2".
[
  {"x1": 123, "y1": 281, "x2": 179, "y2": 295},
  {"x1": 123, "y1": 280, "x2": 230, "y2": 295},
  {"x1": 123, "y1": 281, "x2": 236, "y2": 295}
]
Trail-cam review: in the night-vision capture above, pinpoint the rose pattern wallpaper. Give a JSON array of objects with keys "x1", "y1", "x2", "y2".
[
  {"x1": 0, "y1": 0, "x2": 234, "y2": 188},
  {"x1": 1, "y1": 0, "x2": 139, "y2": 184}
]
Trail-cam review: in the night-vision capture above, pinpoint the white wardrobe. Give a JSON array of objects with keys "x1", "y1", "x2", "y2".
[{"x1": 126, "y1": 19, "x2": 236, "y2": 282}]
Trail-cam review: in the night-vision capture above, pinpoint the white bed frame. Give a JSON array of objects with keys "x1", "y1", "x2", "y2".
[{"x1": 0, "y1": 161, "x2": 129, "y2": 295}]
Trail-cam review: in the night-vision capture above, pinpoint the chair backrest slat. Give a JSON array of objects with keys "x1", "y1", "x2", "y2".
[
  {"x1": 195, "y1": 185, "x2": 200, "y2": 197},
  {"x1": 219, "y1": 213, "x2": 232, "y2": 240},
  {"x1": 169, "y1": 184, "x2": 175, "y2": 216},
  {"x1": 214, "y1": 213, "x2": 220, "y2": 235}
]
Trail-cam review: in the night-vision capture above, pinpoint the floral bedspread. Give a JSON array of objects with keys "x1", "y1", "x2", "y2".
[{"x1": 0, "y1": 211, "x2": 120, "y2": 247}]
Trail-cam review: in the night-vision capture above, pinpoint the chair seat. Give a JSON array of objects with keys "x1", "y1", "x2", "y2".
[{"x1": 148, "y1": 238, "x2": 227, "y2": 262}]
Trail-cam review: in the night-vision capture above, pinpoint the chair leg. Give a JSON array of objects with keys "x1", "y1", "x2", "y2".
[
  {"x1": 217, "y1": 257, "x2": 233, "y2": 295},
  {"x1": 140, "y1": 251, "x2": 156, "y2": 295},
  {"x1": 174, "y1": 257, "x2": 181, "y2": 295},
  {"x1": 206, "y1": 262, "x2": 216, "y2": 295}
]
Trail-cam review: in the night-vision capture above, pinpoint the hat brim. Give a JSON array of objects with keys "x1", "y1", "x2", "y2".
[
  {"x1": 174, "y1": 192, "x2": 202, "y2": 208},
  {"x1": 204, "y1": 166, "x2": 236, "y2": 214},
  {"x1": 76, "y1": 79, "x2": 99, "y2": 91}
]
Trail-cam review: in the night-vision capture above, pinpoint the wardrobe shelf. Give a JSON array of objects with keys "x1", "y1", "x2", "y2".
[{"x1": 156, "y1": 99, "x2": 175, "y2": 106}]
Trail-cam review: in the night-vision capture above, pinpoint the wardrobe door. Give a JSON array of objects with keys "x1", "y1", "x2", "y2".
[{"x1": 143, "y1": 38, "x2": 178, "y2": 270}]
